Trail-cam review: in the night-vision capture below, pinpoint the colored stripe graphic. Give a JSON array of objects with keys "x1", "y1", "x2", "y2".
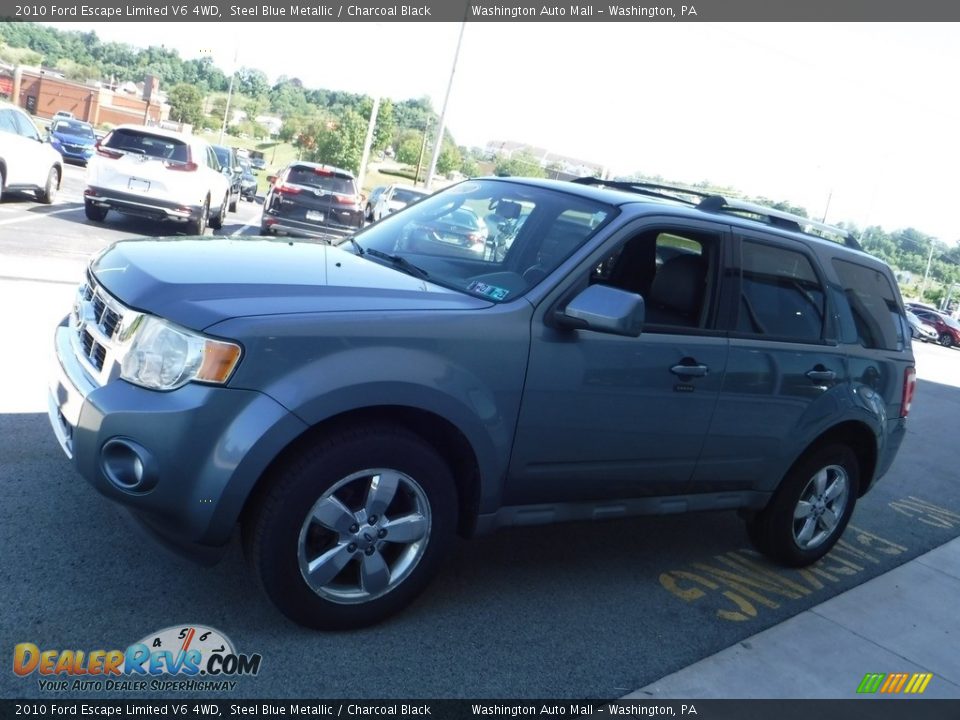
[
  {"x1": 857, "y1": 673, "x2": 885, "y2": 693},
  {"x1": 857, "y1": 672, "x2": 932, "y2": 694}
]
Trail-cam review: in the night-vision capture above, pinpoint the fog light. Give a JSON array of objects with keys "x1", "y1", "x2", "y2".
[{"x1": 100, "y1": 438, "x2": 158, "y2": 493}]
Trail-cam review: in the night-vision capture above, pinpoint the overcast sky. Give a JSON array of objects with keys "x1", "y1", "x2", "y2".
[{"x1": 44, "y1": 21, "x2": 960, "y2": 244}]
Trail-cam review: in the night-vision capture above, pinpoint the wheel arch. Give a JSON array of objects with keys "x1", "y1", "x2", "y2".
[
  {"x1": 241, "y1": 405, "x2": 483, "y2": 538},
  {"x1": 786, "y1": 420, "x2": 877, "y2": 498}
]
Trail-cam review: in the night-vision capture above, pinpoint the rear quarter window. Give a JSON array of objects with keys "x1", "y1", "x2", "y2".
[{"x1": 832, "y1": 258, "x2": 906, "y2": 351}]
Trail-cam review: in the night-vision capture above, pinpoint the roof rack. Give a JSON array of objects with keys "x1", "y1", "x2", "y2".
[
  {"x1": 697, "y1": 196, "x2": 861, "y2": 250},
  {"x1": 572, "y1": 176, "x2": 715, "y2": 206},
  {"x1": 571, "y1": 177, "x2": 861, "y2": 251}
]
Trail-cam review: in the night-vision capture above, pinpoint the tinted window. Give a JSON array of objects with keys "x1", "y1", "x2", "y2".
[
  {"x1": 212, "y1": 146, "x2": 233, "y2": 168},
  {"x1": 832, "y1": 259, "x2": 905, "y2": 351},
  {"x1": 286, "y1": 166, "x2": 356, "y2": 195},
  {"x1": 104, "y1": 129, "x2": 189, "y2": 162},
  {"x1": 738, "y1": 241, "x2": 825, "y2": 342}
]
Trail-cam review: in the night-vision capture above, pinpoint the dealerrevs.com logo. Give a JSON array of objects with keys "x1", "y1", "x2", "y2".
[{"x1": 13, "y1": 625, "x2": 262, "y2": 692}]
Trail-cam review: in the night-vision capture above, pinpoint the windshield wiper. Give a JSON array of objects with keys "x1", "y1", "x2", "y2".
[
  {"x1": 363, "y1": 248, "x2": 430, "y2": 280},
  {"x1": 346, "y1": 237, "x2": 365, "y2": 256}
]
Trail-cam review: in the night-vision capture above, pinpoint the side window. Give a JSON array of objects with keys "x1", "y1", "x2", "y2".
[
  {"x1": 0, "y1": 110, "x2": 17, "y2": 134},
  {"x1": 11, "y1": 110, "x2": 40, "y2": 141},
  {"x1": 207, "y1": 147, "x2": 219, "y2": 171},
  {"x1": 595, "y1": 229, "x2": 716, "y2": 329},
  {"x1": 737, "y1": 240, "x2": 825, "y2": 342},
  {"x1": 832, "y1": 259, "x2": 905, "y2": 351}
]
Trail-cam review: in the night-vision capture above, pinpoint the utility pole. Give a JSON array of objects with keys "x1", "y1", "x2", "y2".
[
  {"x1": 356, "y1": 95, "x2": 380, "y2": 193},
  {"x1": 219, "y1": 49, "x2": 238, "y2": 145},
  {"x1": 919, "y1": 244, "x2": 935, "y2": 302},
  {"x1": 425, "y1": 21, "x2": 466, "y2": 191}
]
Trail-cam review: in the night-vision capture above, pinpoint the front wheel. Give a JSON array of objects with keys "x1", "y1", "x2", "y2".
[
  {"x1": 244, "y1": 426, "x2": 457, "y2": 630},
  {"x1": 746, "y1": 444, "x2": 859, "y2": 567},
  {"x1": 939, "y1": 333, "x2": 954, "y2": 348}
]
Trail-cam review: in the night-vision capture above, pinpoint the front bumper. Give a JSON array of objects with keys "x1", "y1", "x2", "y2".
[
  {"x1": 85, "y1": 186, "x2": 203, "y2": 223},
  {"x1": 48, "y1": 316, "x2": 309, "y2": 555}
]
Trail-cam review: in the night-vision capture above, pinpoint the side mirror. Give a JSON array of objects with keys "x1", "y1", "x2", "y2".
[{"x1": 554, "y1": 284, "x2": 645, "y2": 337}]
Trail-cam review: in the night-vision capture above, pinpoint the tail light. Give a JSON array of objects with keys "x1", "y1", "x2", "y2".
[
  {"x1": 333, "y1": 194, "x2": 358, "y2": 205},
  {"x1": 274, "y1": 182, "x2": 301, "y2": 195},
  {"x1": 95, "y1": 142, "x2": 123, "y2": 159},
  {"x1": 901, "y1": 366, "x2": 916, "y2": 418},
  {"x1": 163, "y1": 161, "x2": 198, "y2": 172}
]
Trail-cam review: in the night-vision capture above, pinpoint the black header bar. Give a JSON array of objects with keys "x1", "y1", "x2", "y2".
[{"x1": 1, "y1": 0, "x2": 958, "y2": 21}]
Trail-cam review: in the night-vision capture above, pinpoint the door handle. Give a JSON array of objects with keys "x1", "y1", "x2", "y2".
[
  {"x1": 671, "y1": 361, "x2": 709, "y2": 378},
  {"x1": 805, "y1": 367, "x2": 836, "y2": 382}
]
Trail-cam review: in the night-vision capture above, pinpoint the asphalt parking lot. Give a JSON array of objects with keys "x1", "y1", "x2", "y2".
[{"x1": 1, "y1": 166, "x2": 959, "y2": 700}]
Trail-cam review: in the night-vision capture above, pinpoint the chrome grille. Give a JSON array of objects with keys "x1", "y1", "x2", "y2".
[{"x1": 71, "y1": 274, "x2": 137, "y2": 384}]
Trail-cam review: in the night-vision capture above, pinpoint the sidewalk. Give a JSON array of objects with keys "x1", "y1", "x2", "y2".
[{"x1": 627, "y1": 537, "x2": 960, "y2": 699}]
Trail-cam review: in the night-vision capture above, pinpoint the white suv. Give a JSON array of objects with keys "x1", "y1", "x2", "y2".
[
  {"x1": 84, "y1": 125, "x2": 231, "y2": 234},
  {"x1": 0, "y1": 100, "x2": 63, "y2": 204}
]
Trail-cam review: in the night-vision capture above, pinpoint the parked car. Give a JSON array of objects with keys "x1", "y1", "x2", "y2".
[
  {"x1": 910, "y1": 306, "x2": 960, "y2": 347},
  {"x1": 83, "y1": 124, "x2": 231, "y2": 235},
  {"x1": 364, "y1": 185, "x2": 386, "y2": 222},
  {"x1": 211, "y1": 144, "x2": 242, "y2": 212},
  {"x1": 0, "y1": 100, "x2": 63, "y2": 204},
  {"x1": 372, "y1": 183, "x2": 430, "y2": 221},
  {"x1": 47, "y1": 118, "x2": 97, "y2": 166},
  {"x1": 240, "y1": 169, "x2": 258, "y2": 201},
  {"x1": 48, "y1": 177, "x2": 915, "y2": 630},
  {"x1": 906, "y1": 310, "x2": 938, "y2": 342},
  {"x1": 260, "y1": 162, "x2": 363, "y2": 238}
]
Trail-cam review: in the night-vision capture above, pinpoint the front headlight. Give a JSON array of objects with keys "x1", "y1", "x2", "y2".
[{"x1": 120, "y1": 316, "x2": 242, "y2": 391}]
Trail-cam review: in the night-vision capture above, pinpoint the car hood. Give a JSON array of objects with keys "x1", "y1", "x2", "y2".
[
  {"x1": 91, "y1": 237, "x2": 491, "y2": 330},
  {"x1": 51, "y1": 132, "x2": 95, "y2": 146}
]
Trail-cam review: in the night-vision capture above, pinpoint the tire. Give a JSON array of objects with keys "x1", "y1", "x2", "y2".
[
  {"x1": 0, "y1": 167, "x2": 6, "y2": 203},
  {"x1": 260, "y1": 223, "x2": 272, "y2": 236},
  {"x1": 244, "y1": 425, "x2": 457, "y2": 630},
  {"x1": 229, "y1": 191, "x2": 238, "y2": 213},
  {"x1": 939, "y1": 333, "x2": 954, "y2": 348},
  {"x1": 187, "y1": 198, "x2": 209, "y2": 235},
  {"x1": 84, "y1": 200, "x2": 108, "y2": 222},
  {"x1": 36, "y1": 166, "x2": 59, "y2": 205},
  {"x1": 209, "y1": 195, "x2": 227, "y2": 230},
  {"x1": 746, "y1": 444, "x2": 859, "y2": 567},
  {"x1": 365, "y1": 203, "x2": 373, "y2": 222}
]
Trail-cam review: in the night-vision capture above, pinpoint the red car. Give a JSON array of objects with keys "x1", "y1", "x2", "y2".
[{"x1": 911, "y1": 307, "x2": 960, "y2": 348}]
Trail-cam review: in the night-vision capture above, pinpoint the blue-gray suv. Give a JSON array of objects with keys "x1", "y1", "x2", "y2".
[{"x1": 48, "y1": 177, "x2": 916, "y2": 629}]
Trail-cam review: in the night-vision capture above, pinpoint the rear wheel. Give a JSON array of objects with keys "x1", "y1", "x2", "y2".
[
  {"x1": 209, "y1": 195, "x2": 227, "y2": 230},
  {"x1": 84, "y1": 200, "x2": 108, "y2": 222},
  {"x1": 746, "y1": 444, "x2": 859, "y2": 567},
  {"x1": 229, "y1": 191, "x2": 238, "y2": 213},
  {"x1": 939, "y1": 333, "x2": 954, "y2": 348},
  {"x1": 36, "y1": 166, "x2": 59, "y2": 204},
  {"x1": 187, "y1": 198, "x2": 209, "y2": 235},
  {"x1": 244, "y1": 425, "x2": 457, "y2": 630}
]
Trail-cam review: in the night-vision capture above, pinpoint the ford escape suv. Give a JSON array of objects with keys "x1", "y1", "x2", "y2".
[{"x1": 48, "y1": 177, "x2": 915, "y2": 629}]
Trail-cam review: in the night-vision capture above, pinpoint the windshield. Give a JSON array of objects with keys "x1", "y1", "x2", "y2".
[
  {"x1": 393, "y1": 188, "x2": 428, "y2": 204},
  {"x1": 53, "y1": 120, "x2": 95, "y2": 138},
  {"x1": 340, "y1": 179, "x2": 613, "y2": 302}
]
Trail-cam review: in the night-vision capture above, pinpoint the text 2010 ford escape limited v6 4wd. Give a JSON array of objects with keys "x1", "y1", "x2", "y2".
[{"x1": 49, "y1": 177, "x2": 915, "y2": 629}]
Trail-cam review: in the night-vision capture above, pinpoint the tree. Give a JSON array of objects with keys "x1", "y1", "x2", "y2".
[
  {"x1": 395, "y1": 130, "x2": 423, "y2": 165},
  {"x1": 309, "y1": 110, "x2": 367, "y2": 174},
  {"x1": 167, "y1": 83, "x2": 205, "y2": 128},
  {"x1": 494, "y1": 151, "x2": 546, "y2": 178},
  {"x1": 435, "y1": 143, "x2": 462, "y2": 176}
]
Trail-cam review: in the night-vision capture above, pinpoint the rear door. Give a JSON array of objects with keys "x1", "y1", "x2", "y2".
[{"x1": 693, "y1": 233, "x2": 843, "y2": 493}]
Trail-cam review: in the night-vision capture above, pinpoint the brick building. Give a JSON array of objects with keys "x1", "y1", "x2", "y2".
[{"x1": 2, "y1": 66, "x2": 170, "y2": 127}]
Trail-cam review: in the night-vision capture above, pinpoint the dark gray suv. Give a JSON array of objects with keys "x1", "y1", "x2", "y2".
[{"x1": 48, "y1": 177, "x2": 915, "y2": 629}]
